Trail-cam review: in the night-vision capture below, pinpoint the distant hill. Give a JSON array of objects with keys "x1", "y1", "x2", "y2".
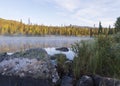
[
  {"x1": 0, "y1": 18, "x2": 110, "y2": 36},
  {"x1": 0, "y1": 18, "x2": 24, "y2": 27}
]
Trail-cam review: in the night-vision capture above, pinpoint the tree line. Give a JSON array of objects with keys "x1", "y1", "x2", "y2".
[{"x1": 0, "y1": 17, "x2": 120, "y2": 36}]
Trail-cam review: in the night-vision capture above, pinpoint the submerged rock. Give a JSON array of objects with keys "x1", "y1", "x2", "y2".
[{"x1": 56, "y1": 47, "x2": 69, "y2": 52}]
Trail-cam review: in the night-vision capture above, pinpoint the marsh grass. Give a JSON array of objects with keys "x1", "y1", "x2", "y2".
[
  {"x1": 0, "y1": 41, "x2": 74, "y2": 53},
  {"x1": 0, "y1": 43, "x2": 40, "y2": 52},
  {"x1": 72, "y1": 33, "x2": 120, "y2": 79}
]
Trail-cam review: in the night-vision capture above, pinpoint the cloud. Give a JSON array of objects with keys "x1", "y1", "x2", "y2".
[
  {"x1": 67, "y1": 0, "x2": 120, "y2": 27},
  {"x1": 31, "y1": 0, "x2": 120, "y2": 27},
  {"x1": 52, "y1": 0, "x2": 80, "y2": 12}
]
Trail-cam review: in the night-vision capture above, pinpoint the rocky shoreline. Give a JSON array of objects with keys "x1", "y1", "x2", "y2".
[
  {"x1": 0, "y1": 48, "x2": 120, "y2": 86},
  {"x1": 0, "y1": 74, "x2": 51, "y2": 86}
]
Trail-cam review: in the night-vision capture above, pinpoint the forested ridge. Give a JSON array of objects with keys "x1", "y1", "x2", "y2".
[{"x1": 0, "y1": 18, "x2": 114, "y2": 36}]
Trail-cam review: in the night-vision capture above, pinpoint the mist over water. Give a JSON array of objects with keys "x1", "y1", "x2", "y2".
[{"x1": 0, "y1": 36, "x2": 92, "y2": 52}]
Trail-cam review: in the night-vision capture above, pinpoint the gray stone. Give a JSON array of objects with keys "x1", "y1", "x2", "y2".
[
  {"x1": 0, "y1": 74, "x2": 52, "y2": 86},
  {"x1": 56, "y1": 47, "x2": 69, "y2": 52},
  {"x1": 0, "y1": 52, "x2": 8, "y2": 62},
  {"x1": 9, "y1": 48, "x2": 48, "y2": 60},
  {"x1": 76, "y1": 75, "x2": 93, "y2": 86},
  {"x1": 61, "y1": 76, "x2": 73, "y2": 86},
  {"x1": 0, "y1": 48, "x2": 59, "y2": 84},
  {"x1": 93, "y1": 75, "x2": 120, "y2": 86},
  {"x1": 77, "y1": 75, "x2": 120, "y2": 86}
]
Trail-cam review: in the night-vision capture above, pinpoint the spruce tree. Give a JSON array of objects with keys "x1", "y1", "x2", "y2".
[
  {"x1": 115, "y1": 17, "x2": 120, "y2": 32},
  {"x1": 98, "y1": 21, "x2": 102, "y2": 34}
]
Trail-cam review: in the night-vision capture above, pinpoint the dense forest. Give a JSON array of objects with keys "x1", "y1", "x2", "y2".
[{"x1": 0, "y1": 18, "x2": 115, "y2": 36}]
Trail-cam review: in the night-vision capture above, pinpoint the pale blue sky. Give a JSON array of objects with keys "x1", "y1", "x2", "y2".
[{"x1": 0, "y1": 0, "x2": 120, "y2": 27}]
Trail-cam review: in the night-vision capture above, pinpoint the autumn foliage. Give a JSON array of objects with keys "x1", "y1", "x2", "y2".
[{"x1": 0, "y1": 18, "x2": 114, "y2": 36}]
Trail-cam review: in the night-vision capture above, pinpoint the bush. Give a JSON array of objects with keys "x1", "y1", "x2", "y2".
[
  {"x1": 72, "y1": 34, "x2": 120, "y2": 79},
  {"x1": 113, "y1": 32, "x2": 120, "y2": 43},
  {"x1": 52, "y1": 54, "x2": 69, "y2": 78}
]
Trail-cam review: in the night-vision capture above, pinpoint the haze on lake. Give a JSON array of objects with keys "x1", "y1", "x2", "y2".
[{"x1": 0, "y1": 36, "x2": 92, "y2": 52}]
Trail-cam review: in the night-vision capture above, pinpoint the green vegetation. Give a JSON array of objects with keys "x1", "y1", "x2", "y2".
[
  {"x1": 53, "y1": 54, "x2": 68, "y2": 78},
  {"x1": 51, "y1": 54, "x2": 67, "y2": 63},
  {"x1": 98, "y1": 21, "x2": 103, "y2": 34},
  {"x1": 72, "y1": 32, "x2": 120, "y2": 79},
  {"x1": 115, "y1": 17, "x2": 120, "y2": 32},
  {"x1": 0, "y1": 18, "x2": 114, "y2": 36},
  {"x1": 0, "y1": 17, "x2": 120, "y2": 80}
]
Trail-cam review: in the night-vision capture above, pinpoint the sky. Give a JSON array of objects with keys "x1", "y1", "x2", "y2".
[{"x1": 0, "y1": 0, "x2": 120, "y2": 27}]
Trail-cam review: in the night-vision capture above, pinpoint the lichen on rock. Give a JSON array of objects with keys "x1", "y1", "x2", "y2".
[{"x1": 0, "y1": 48, "x2": 59, "y2": 84}]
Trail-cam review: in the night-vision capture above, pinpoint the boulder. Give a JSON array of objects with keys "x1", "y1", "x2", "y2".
[
  {"x1": 0, "y1": 74, "x2": 51, "y2": 86},
  {"x1": 0, "y1": 52, "x2": 8, "y2": 62},
  {"x1": 76, "y1": 75, "x2": 120, "y2": 86},
  {"x1": 9, "y1": 48, "x2": 48, "y2": 60},
  {"x1": 76, "y1": 76, "x2": 93, "y2": 86},
  {"x1": 56, "y1": 47, "x2": 69, "y2": 52},
  {"x1": 92, "y1": 75, "x2": 120, "y2": 86},
  {"x1": 61, "y1": 76, "x2": 73, "y2": 86},
  {"x1": 0, "y1": 48, "x2": 59, "y2": 86}
]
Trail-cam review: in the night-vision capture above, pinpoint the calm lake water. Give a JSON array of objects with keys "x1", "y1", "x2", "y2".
[{"x1": 0, "y1": 36, "x2": 92, "y2": 52}]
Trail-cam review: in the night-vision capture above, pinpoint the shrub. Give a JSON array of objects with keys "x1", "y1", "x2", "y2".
[
  {"x1": 72, "y1": 34, "x2": 120, "y2": 79},
  {"x1": 53, "y1": 54, "x2": 68, "y2": 78},
  {"x1": 113, "y1": 32, "x2": 120, "y2": 43}
]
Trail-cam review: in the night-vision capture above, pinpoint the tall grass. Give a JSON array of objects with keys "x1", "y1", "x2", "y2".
[{"x1": 72, "y1": 33, "x2": 120, "y2": 79}]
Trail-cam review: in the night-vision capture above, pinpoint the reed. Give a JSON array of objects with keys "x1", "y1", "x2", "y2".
[{"x1": 72, "y1": 33, "x2": 120, "y2": 79}]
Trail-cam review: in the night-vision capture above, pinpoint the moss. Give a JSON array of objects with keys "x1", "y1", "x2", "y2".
[{"x1": 10, "y1": 48, "x2": 48, "y2": 60}]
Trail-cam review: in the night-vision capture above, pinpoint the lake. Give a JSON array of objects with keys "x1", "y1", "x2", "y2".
[{"x1": 0, "y1": 36, "x2": 92, "y2": 52}]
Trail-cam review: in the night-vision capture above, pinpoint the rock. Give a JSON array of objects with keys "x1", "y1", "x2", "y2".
[
  {"x1": 61, "y1": 76, "x2": 73, "y2": 86},
  {"x1": 9, "y1": 48, "x2": 48, "y2": 60},
  {"x1": 92, "y1": 75, "x2": 120, "y2": 86},
  {"x1": 56, "y1": 47, "x2": 69, "y2": 52},
  {"x1": 76, "y1": 75, "x2": 93, "y2": 86},
  {"x1": 0, "y1": 48, "x2": 59, "y2": 85},
  {"x1": 0, "y1": 74, "x2": 51, "y2": 86},
  {"x1": 77, "y1": 75, "x2": 120, "y2": 86},
  {"x1": 0, "y1": 59, "x2": 49, "y2": 78},
  {"x1": 0, "y1": 52, "x2": 8, "y2": 62}
]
